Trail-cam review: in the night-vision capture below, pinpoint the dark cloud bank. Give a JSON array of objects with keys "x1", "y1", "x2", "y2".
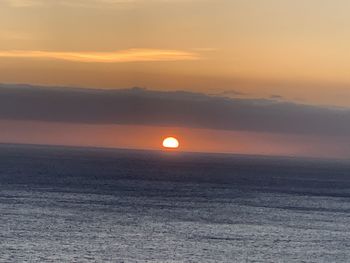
[{"x1": 1, "y1": 83, "x2": 350, "y2": 136}]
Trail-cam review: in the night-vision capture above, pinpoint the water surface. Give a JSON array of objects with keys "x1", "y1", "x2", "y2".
[{"x1": 1, "y1": 144, "x2": 350, "y2": 262}]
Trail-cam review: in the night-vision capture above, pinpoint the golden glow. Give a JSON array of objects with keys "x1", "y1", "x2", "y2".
[
  {"x1": 0, "y1": 49, "x2": 200, "y2": 63},
  {"x1": 162, "y1": 137, "x2": 179, "y2": 149},
  {"x1": 2, "y1": 0, "x2": 350, "y2": 106}
]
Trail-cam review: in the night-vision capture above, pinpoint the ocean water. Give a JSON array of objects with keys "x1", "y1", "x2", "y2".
[{"x1": 1, "y1": 144, "x2": 350, "y2": 262}]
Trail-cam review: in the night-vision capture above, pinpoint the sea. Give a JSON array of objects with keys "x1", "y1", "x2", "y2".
[{"x1": 1, "y1": 143, "x2": 350, "y2": 262}]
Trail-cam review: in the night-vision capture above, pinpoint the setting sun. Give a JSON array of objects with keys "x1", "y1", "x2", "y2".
[{"x1": 162, "y1": 137, "x2": 179, "y2": 149}]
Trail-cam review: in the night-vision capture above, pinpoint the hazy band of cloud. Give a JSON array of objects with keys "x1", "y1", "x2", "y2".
[
  {"x1": 1, "y1": 84, "x2": 350, "y2": 137},
  {"x1": 0, "y1": 49, "x2": 200, "y2": 63}
]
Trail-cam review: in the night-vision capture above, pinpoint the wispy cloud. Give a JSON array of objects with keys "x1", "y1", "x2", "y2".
[{"x1": 0, "y1": 49, "x2": 200, "y2": 63}]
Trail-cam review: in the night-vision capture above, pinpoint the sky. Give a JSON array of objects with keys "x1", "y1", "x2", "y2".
[{"x1": 1, "y1": 0, "x2": 350, "y2": 158}]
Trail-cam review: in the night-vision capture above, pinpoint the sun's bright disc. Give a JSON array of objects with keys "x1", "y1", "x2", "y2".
[{"x1": 162, "y1": 137, "x2": 179, "y2": 149}]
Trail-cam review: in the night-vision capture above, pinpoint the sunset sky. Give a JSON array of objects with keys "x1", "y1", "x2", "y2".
[{"x1": 1, "y1": 0, "x2": 350, "y2": 158}]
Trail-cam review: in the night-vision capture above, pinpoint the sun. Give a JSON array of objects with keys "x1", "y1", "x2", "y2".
[{"x1": 162, "y1": 137, "x2": 179, "y2": 149}]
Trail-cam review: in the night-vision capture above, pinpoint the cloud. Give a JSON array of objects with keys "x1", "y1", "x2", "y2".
[
  {"x1": 0, "y1": 49, "x2": 200, "y2": 63},
  {"x1": 1, "y1": 84, "x2": 350, "y2": 137}
]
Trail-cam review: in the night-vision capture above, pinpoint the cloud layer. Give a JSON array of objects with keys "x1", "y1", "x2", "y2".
[
  {"x1": 1, "y1": 84, "x2": 350, "y2": 137},
  {"x1": 0, "y1": 49, "x2": 200, "y2": 63}
]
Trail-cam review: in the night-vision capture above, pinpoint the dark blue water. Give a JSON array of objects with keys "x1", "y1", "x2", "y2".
[{"x1": 1, "y1": 144, "x2": 350, "y2": 262}]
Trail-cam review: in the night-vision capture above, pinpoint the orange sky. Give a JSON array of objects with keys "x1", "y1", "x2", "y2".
[
  {"x1": 0, "y1": 120, "x2": 349, "y2": 159},
  {"x1": 1, "y1": 0, "x2": 350, "y2": 106},
  {"x1": 1, "y1": 0, "x2": 350, "y2": 157}
]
